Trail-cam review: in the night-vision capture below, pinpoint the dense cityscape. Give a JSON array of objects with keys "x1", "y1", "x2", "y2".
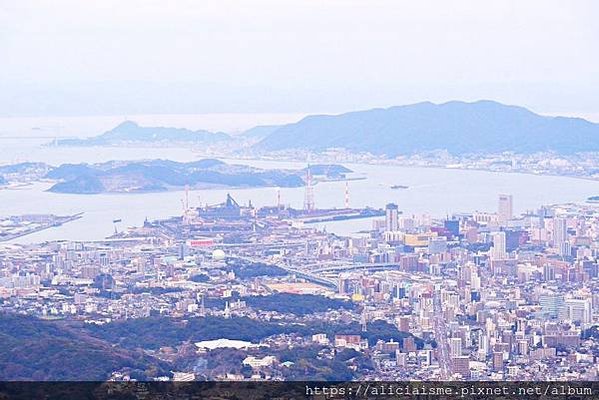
[
  {"x1": 2, "y1": 175, "x2": 599, "y2": 381},
  {"x1": 1, "y1": 2, "x2": 598, "y2": 395}
]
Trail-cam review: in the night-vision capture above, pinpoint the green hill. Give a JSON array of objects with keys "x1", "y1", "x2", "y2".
[{"x1": 0, "y1": 313, "x2": 168, "y2": 381}]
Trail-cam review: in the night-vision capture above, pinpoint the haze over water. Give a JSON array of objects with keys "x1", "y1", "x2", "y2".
[
  {"x1": 2, "y1": 115, "x2": 599, "y2": 244},
  {"x1": 0, "y1": 114, "x2": 599, "y2": 243}
]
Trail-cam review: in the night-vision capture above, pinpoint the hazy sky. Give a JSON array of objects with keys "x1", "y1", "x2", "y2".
[{"x1": 1, "y1": 0, "x2": 598, "y2": 118}]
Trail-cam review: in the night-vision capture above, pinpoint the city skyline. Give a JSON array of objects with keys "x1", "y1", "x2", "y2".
[
  {"x1": 2, "y1": 0, "x2": 599, "y2": 392},
  {"x1": 3, "y1": 188, "x2": 599, "y2": 382}
]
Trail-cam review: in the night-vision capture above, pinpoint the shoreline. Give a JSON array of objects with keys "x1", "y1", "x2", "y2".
[
  {"x1": 221, "y1": 154, "x2": 599, "y2": 185},
  {"x1": 0, "y1": 213, "x2": 84, "y2": 243}
]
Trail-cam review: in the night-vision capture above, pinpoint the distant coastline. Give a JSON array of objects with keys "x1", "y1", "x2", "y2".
[
  {"x1": 0, "y1": 159, "x2": 354, "y2": 195},
  {"x1": 218, "y1": 153, "x2": 599, "y2": 185}
]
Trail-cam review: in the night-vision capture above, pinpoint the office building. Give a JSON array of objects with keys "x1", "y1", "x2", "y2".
[
  {"x1": 449, "y1": 337, "x2": 463, "y2": 357},
  {"x1": 498, "y1": 194, "x2": 513, "y2": 225},
  {"x1": 539, "y1": 292, "x2": 564, "y2": 319},
  {"x1": 563, "y1": 298, "x2": 592, "y2": 324},
  {"x1": 452, "y1": 356, "x2": 470, "y2": 377},
  {"x1": 492, "y1": 351, "x2": 504, "y2": 372},
  {"x1": 553, "y1": 217, "x2": 570, "y2": 256},
  {"x1": 385, "y1": 203, "x2": 399, "y2": 232},
  {"x1": 490, "y1": 231, "x2": 506, "y2": 260}
]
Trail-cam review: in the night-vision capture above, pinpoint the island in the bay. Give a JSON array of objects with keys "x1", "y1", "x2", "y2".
[{"x1": 0, "y1": 160, "x2": 352, "y2": 194}]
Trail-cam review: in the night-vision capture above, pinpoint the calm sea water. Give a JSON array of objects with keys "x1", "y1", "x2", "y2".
[{"x1": 1, "y1": 115, "x2": 599, "y2": 243}]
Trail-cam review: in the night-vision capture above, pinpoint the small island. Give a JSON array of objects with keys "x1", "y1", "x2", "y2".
[{"x1": 305, "y1": 164, "x2": 352, "y2": 177}]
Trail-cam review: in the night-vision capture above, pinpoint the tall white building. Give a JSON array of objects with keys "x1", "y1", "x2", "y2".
[
  {"x1": 553, "y1": 217, "x2": 570, "y2": 256},
  {"x1": 490, "y1": 231, "x2": 506, "y2": 260},
  {"x1": 477, "y1": 334, "x2": 489, "y2": 356},
  {"x1": 385, "y1": 203, "x2": 399, "y2": 232},
  {"x1": 498, "y1": 194, "x2": 513, "y2": 225},
  {"x1": 449, "y1": 337, "x2": 463, "y2": 358},
  {"x1": 563, "y1": 298, "x2": 592, "y2": 323}
]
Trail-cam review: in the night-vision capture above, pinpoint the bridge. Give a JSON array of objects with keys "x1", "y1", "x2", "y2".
[
  {"x1": 229, "y1": 255, "x2": 338, "y2": 290},
  {"x1": 310, "y1": 262, "x2": 401, "y2": 273},
  {"x1": 219, "y1": 241, "x2": 307, "y2": 249}
]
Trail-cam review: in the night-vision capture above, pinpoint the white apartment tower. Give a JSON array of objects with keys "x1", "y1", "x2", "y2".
[
  {"x1": 385, "y1": 203, "x2": 399, "y2": 232},
  {"x1": 553, "y1": 217, "x2": 570, "y2": 256},
  {"x1": 490, "y1": 231, "x2": 507, "y2": 260},
  {"x1": 498, "y1": 194, "x2": 513, "y2": 225}
]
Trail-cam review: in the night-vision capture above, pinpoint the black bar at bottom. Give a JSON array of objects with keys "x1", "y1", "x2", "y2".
[{"x1": 1, "y1": 381, "x2": 599, "y2": 399}]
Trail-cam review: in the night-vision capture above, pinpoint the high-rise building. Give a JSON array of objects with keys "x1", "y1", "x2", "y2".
[
  {"x1": 478, "y1": 334, "x2": 489, "y2": 356},
  {"x1": 517, "y1": 340, "x2": 529, "y2": 356},
  {"x1": 338, "y1": 275, "x2": 351, "y2": 295},
  {"x1": 99, "y1": 253, "x2": 110, "y2": 267},
  {"x1": 539, "y1": 292, "x2": 564, "y2": 319},
  {"x1": 543, "y1": 264, "x2": 556, "y2": 281},
  {"x1": 490, "y1": 231, "x2": 506, "y2": 260},
  {"x1": 449, "y1": 337, "x2": 463, "y2": 357},
  {"x1": 396, "y1": 351, "x2": 407, "y2": 367},
  {"x1": 563, "y1": 298, "x2": 592, "y2": 323},
  {"x1": 304, "y1": 165, "x2": 315, "y2": 211},
  {"x1": 498, "y1": 194, "x2": 513, "y2": 225},
  {"x1": 444, "y1": 219, "x2": 460, "y2": 237},
  {"x1": 492, "y1": 351, "x2": 504, "y2": 372},
  {"x1": 397, "y1": 315, "x2": 410, "y2": 332},
  {"x1": 402, "y1": 336, "x2": 417, "y2": 352},
  {"x1": 385, "y1": 203, "x2": 399, "y2": 232},
  {"x1": 451, "y1": 356, "x2": 470, "y2": 377},
  {"x1": 178, "y1": 242, "x2": 188, "y2": 260},
  {"x1": 553, "y1": 217, "x2": 570, "y2": 256}
]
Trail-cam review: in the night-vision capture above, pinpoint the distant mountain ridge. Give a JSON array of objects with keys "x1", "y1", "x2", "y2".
[
  {"x1": 56, "y1": 121, "x2": 231, "y2": 146},
  {"x1": 254, "y1": 100, "x2": 599, "y2": 156}
]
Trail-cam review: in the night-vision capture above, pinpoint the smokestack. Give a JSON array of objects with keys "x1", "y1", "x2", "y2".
[{"x1": 344, "y1": 181, "x2": 350, "y2": 209}]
